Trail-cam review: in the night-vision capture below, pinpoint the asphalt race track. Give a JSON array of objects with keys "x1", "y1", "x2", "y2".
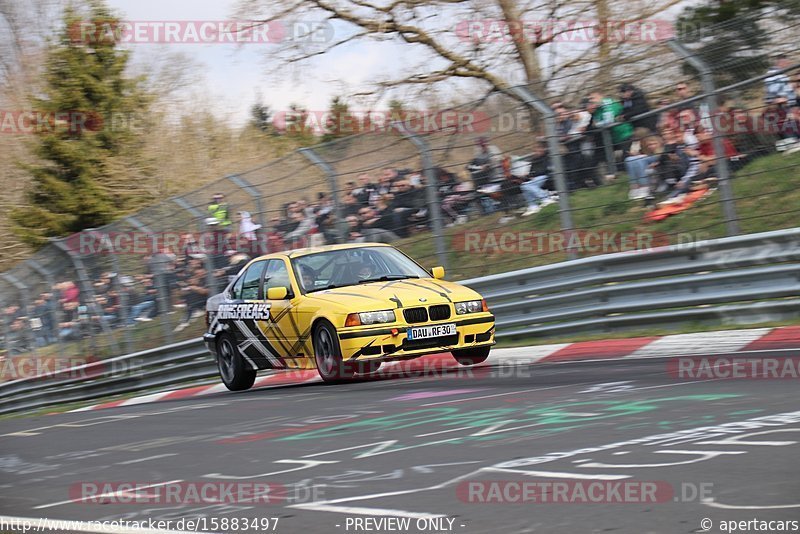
[{"x1": 2, "y1": 350, "x2": 799, "y2": 534}]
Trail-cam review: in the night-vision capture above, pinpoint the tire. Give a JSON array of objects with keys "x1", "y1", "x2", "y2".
[
  {"x1": 355, "y1": 360, "x2": 382, "y2": 375},
  {"x1": 452, "y1": 346, "x2": 491, "y2": 366},
  {"x1": 313, "y1": 321, "x2": 354, "y2": 382},
  {"x1": 217, "y1": 332, "x2": 257, "y2": 391}
]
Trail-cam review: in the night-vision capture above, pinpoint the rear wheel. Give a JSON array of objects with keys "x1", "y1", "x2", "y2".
[
  {"x1": 217, "y1": 333, "x2": 257, "y2": 391},
  {"x1": 452, "y1": 346, "x2": 490, "y2": 365},
  {"x1": 313, "y1": 321, "x2": 354, "y2": 382}
]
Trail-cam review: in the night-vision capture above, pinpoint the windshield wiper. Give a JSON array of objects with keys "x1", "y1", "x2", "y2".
[
  {"x1": 306, "y1": 284, "x2": 341, "y2": 293},
  {"x1": 358, "y1": 275, "x2": 419, "y2": 284}
]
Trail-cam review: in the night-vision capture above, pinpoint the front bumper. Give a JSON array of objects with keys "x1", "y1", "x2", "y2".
[
  {"x1": 338, "y1": 313, "x2": 495, "y2": 361},
  {"x1": 203, "y1": 332, "x2": 217, "y2": 357}
]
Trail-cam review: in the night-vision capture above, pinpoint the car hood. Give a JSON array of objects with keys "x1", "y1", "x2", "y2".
[{"x1": 305, "y1": 277, "x2": 481, "y2": 310}]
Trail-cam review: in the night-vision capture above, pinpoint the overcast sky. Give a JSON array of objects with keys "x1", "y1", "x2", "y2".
[
  {"x1": 105, "y1": 0, "x2": 406, "y2": 126},
  {"x1": 103, "y1": 0, "x2": 698, "y2": 127}
]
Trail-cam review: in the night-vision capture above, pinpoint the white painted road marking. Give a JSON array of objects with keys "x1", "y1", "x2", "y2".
[
  {"x1": 288, "y1": 470, "x2": 479, "y2": 517},
  {"x1": 115, "y1": 453, "x2": 178, "y2": 465},
  {"x1": 702, "y1": 498, "x2": 800, "y2": 510},
  {"x1": 204, "y1": 459, "x2": 338, "y2": 480},
  {"x1": 625, "y1": 329, "x2": 771, "y2": 358},
  {"x1": 482, "y1": 467, "x2": 630, "y2": 480},
  {"x1": 420, "y1": 384, "x2": 573, "y2": 406},
  {"x1": 578, "y1": 450, "x2": 747, "y2": 469},
  {"x1": 291, "y1": 503, "x2": 446, "y2": 519}
]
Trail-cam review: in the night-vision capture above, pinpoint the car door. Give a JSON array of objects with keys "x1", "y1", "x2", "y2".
[
  {"x1": 222, "y1": 260, "x2": 283, "y2": 370},
  {"x1": 260, "y1": 258, "x2": 306, "y2": 368}
]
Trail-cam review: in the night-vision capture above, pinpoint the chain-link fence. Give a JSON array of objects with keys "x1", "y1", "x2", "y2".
[{"x1": 2, "y1": 10, "x2": 799, "y2": 370}]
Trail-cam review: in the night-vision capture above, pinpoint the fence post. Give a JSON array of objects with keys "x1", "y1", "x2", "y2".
[
  {"x1": 668, "y1": 39, "x2": 741, "y2": 237},
  {"x1": 51, "y1": 238, "x2": 117, "y2": 357},
  {"x1": 28, "y1": 259, "x2": 65, "y2": 359},
  {"x1": 96, "y1": 231, "x2": 132, "y2": 353},
  {"x1": 0, "y1": 273, "x2": 36, "y2": 357},
  {"x1": 84, "y1": 228, "x2": 133, "y2": 352},
  {"x1": 170, "y1": 198, "x2": 219, "y2": 296},
  {"x1": 298, "y1": 147, "x2": 349, "y2": 244},
  {"x1": 0, "y1": 295, "x2": 10, "y2": 358},
  {"x1": 600, "y1": 128, "x2": 616, "y2": 178},
  {"x1": 125, "y1": 216, "x2": 148, "y2": 232},
  {"x1": 171, "y1": 197, "x2": 206, "y2": 232},
  {"x1": 227, "y1": 174, "x2": 267, "y2": 232},
  {"x1": 125, "y1": 216, "x2": 173, "y2": 343},
  {"x1": 390, "y1": 123, "x2": 449, "y2": 270},
  {"x1": 505, "y1": 85, "x2": 577, "y2": 259}
]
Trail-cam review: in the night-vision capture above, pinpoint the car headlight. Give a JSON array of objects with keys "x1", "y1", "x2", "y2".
[
  {"x1": 346, "y1": 310, "x2": 396, "y2": 326},
  {"x1": 455, "y1": 300, "x2": 485, "y2": 315}
]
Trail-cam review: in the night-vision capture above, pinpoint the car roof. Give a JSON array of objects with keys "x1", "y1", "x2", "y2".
[{"x1": 252, "y1": 242, "x2": 393, "y2": 262}]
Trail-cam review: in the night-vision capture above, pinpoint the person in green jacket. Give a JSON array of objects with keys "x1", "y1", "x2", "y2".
[
  {"x1": 590, "y1": 91, "x2": 634, "y2": 174},
  {"x1": 207, "y1": 193, "x2": 232, "y2": 229}
]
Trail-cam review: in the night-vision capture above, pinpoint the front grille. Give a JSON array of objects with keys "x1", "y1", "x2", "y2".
[
  {"x1": 403, "y1": 307, "x2": 428, "y2": 323},
  {"x1": 428, "y1": 304, "x2": 451, "y2": 321},
  {"x1": 403, "y1": 334, "x2": 459, "y2": 351}
]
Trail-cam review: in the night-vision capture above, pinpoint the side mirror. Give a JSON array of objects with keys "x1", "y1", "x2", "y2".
[
  {"x1": 266, "y1": 286, "x2": 288, "y2": 300},
  {"x1": 431, "y1": 266, "x2": 445, "y2": 280}
]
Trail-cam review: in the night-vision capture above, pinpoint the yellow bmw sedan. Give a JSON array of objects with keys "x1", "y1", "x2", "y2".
[{"x1": 203, "y1": 243, "x2": 495, "y2": 388}]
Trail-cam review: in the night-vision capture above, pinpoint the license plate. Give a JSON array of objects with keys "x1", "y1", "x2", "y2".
[{"x1": 407, "y1": 323, "x2": 457, "y2": 340}]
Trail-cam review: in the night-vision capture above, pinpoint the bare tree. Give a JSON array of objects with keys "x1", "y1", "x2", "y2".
[
  {"x1": 0, "y1": 0, "x2": 69, "y2": 104},
  {"x1": 0, "y1": 0, "x2": 71, "y2": 268},
  {"x1": 233, "y1": 0, "x2": 685, "y2": 102}
]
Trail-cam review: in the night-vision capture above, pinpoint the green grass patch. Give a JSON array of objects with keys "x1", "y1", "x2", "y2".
[{"x1": 397, "y1": 151, "x2": 800, "y2": 280}]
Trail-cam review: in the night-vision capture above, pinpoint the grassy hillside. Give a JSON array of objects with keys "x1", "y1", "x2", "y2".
[{"x1": 396, "y1": 151, "x2": 800, "y2": 280}]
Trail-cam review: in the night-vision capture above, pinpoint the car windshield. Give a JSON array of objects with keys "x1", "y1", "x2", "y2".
[{"x1": 292, "y1": 246, "x2": 430, "y2": 293}]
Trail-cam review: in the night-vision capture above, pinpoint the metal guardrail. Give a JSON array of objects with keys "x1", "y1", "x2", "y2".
[
  {"x1": 1, "y1": 227, "x2": 799, "y2": 415},
  {"x1": 463, "y1": 227, "x2": 800, "y2": 338},
  {"x1": 0, "y1": 339, "x2": 213, "y2": 415}
]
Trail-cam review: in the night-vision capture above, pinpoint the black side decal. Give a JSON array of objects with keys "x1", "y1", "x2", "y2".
[
  {"x1": 347, "y1": 339, "x2": 377, "y2": 360},
  {"x1": 428, "y1": 281, "x2": 453, "y2": 294},
  {"x1": 395, "y1": 280, "x2": 452, "y2": 302}
]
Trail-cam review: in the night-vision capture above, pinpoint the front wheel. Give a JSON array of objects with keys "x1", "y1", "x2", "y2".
[
  {"x1": 217, "y1": 333, "x2": 257, "y2": 391},
  {"x1": 313, "y1": 321, "x2": 354, "y2": 382},
  {"x1": 452, "y1": 346, "x2": 490, "y2": 365}
]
